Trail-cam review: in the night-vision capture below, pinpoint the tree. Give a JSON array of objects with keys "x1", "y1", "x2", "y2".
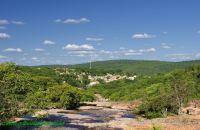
[{"x1": 169, "y1": 70, "x2": 196, "y2": 114}]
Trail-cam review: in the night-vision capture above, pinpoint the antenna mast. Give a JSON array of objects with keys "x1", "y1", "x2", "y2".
[
  {"x1": 89, "y1": 55, "x2": 92, "y2": 69},
  {"x1": 90, "y1": 60, "x2": 92, "y2": 69}
]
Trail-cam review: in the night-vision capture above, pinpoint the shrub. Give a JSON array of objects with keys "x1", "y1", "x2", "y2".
[
  {"x1": 60, "y1": 90, "x2": 81, "y2": 109},
  {"x1": 80, "y1": 91, "x2": 95, "y2": 102},
  {"x1": 151, "y1": 124, "x2": 162, "y2": 130}
]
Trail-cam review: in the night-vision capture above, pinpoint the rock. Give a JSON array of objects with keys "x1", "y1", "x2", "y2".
[
  {"x1": 33, "y1": 110, "x2": 49, "y2": 119},
  {"x1": 182, "y1": 107, "x2": 200, "y2": 115},
  {"x1": 14, "y1": 117, "x2": 26, "y2": 122},
  {"x1": 188, "y1": 100, "x2": 200, "y2": 108}
]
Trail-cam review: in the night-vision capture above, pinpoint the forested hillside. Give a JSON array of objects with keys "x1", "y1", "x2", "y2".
[
  {"x1": 0, "y1": 63, "x2": 95, "y2": 121},
  {"x1": 1, "y1": 61, "x2": 200, "y2": 121},
  {"x1": 87, "y1": 64, "x2": 200, "y2": 118},
  {"x1": 49, "y1": 60, "x2": 200, "y2": 75}
]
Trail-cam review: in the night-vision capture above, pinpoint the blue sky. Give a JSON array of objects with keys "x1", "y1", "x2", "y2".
[{"x1": 0, "y1": 0, "x2": 200, "y2": 65}]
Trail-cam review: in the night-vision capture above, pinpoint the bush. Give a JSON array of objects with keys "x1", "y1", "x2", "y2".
[
  {"x1": 80, "y1": 91, "x2": 95, "y2": 102},
  {"x1": 50, "y1": 85, "x2": 81, "y2": 109},
  {"x1": 60, "y1": 89, "x2": 81, "y2": 109},
  {"x1": 151, "y1": 124, "x2": 162, "y2": 130},
  {"x1": 146, "y1": 112, "x2": 163, "y2": 119}
]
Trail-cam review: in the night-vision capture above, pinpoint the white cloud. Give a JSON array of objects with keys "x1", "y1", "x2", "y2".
[
  {"x1": 124, "y1": 52, "x2": 143, "y2": 56},
  {"x1": 75, "y1": 54, "x2": 87, "y2": 57},
  {"x1": 138, "y1": 48, "x2": 156, "y2": 52},
  {"x1": 31, "y1": 57, "x2": 38, "y2": 60},
  {"x1": 69, "y1": 51, "x2": 94, "y2": 54},
  {"x1": 195, "y1": 53, "x2": 200, "y2": 58},
  {"x1": 54, "y1": 19, "x2": 62, "y2": 23},
  {"x1": 65, "y1": 44, "x2": 95, "y2": 57},
  {"x1": 165, "y1": 54, "x2": 192, "y2": 60},
  {"x1": 43, "y1": 40, "x2": 55, "y2": 45},
  {"x1": 34, "y1": 48, "x2": 45, "y2": 52},
  {"x1": 161, "y1": 43, "x2": 171, "y2": 49},
  {"x1": 0, "y1": 55, "x2": 7, "y2": 59},
  {"x1": 0, "y1": 26, "x2": 6, "y2": 29},
  {"x1": 69, "y1": 51, "x2": 94, "y2": 57},
  {"x1": 197, "y1": 30, "x2": 200, "y2": 34},
  {"x1": 11, "y1": 21, "x2": 24, "y2": 25},
  {"x1": 118, "y1": 48, "x2": 156, "y2": 57},
  {"x1": 163, "y1": 32, "x2": 168, "y2": 34},
  {"x1": 3, "y1": 48, "x2": 22, "y2": 52},
  {"x1": 146, "y1": 48, "x2": 156, "y2": 52},
  {"x1": 63, "y1": 18, "x2": 90, "y2": 24},
  {"x1": 0, "y1": 19, "x2": 24, "y2": 25},
  {"x1": 31, "y1": 57, "x2": 40, "y2": 62},
  {"x1": 55, "y1": 18, "x2": 90, "y2": 24},
  {"x1": 0, "y1": 19, "x2": 9, "y2": 25},
  {"x1": 86, "y1": 37, "x2": 104, "y2": 41},
  {"x1": 0, "y1": 33, "x2": 10, "y2": 39},
  {"x1": 99, "y1": 50, "x2": 112, "y2": 54},
  {"x1": 162, "y1": 46, "x2": 171, "y2": 49},
  {"x1": 63, "y1": 44, "x2": 94, "y2": 51},
  {"x1": 132, "y1": 33, "x2": 156, "y2": 39},
  {"x1": 119, "y1": 47, "x2": 125, "y2": 50}
]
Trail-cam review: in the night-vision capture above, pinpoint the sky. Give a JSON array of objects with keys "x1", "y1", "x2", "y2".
[{"x1": 0, "y1": 0, "x2": 200, "y2": 65}]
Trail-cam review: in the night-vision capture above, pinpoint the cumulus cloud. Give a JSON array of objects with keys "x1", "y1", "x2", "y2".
[
  {"x1": 54, "y1": 19, "x2": 62, "y2": 23},
  {"x1": 165, "y1": 54, "x2": 192, "y2": 60},
  {"x1": 195, "y1": 53, "x2": 200, "y2": 58},
  {"x1": 161, "y1": 43, "x2": 171, "y2": 49},
  {"x1": 119, "y1": 47, "x2": 125, "y2": 50},
  {"x1": 86, "y1": 37, "x2": 104, "y2": 41},
  {"x1": 0, "y1": 19, "x2": 9, "y2": 25},
  {"x1": 64, "y1": 18, "x2": 90, "y2": 24},
  {"x1": 34, "y1": 48, "x2": 45, "y2": 52},
  {"x1": 132, "y1": 33, "x2": 156, "y2": 39},
  {"x1": 162, "y1": 46, "x2": 171, "y2": 49},
  {"x1": 31, "y1": 57, "x2": 38, "y2": 60},
  {"x1": 55, "y1": 18, "x2": 90, "y2": 24},
  {"x1": 3, "y1": 48, "x2": 22, "y2": 52},
  {"x1": 99, "y1": 50, "x2": 112, "y2": 54},
  {"x1": 11, "y1": 21, "x2": 24, "y2": 25},
  {"x1": 0, "y1": 33, "x2": 10, "y2": 39},
  {"x1": 124, "y1": 52, "x2": 143, "y2": 56},
  {"x1": 163, "y1": 32, "x2": 168, "y2": 34},
  {"x1": 68, "y1": 51, "x2": 95, "y2": 57},
  {"x1": 64, "y1": 43, "x2": 95, "y2": 57},
  {"x1": 0, "y1": 55, "x2": 7, "y2": 59},
  {"x1": 43, "y1": 40, "x2": 55, "y2": 45},
  {"x1": 63, "y1": 44, "x2": 94, "y2": 51},
  {"x1": 0, "y1": 19, "x2": 24, "y2": 25},
  {"x1": 162, "y1": 45, "x2": 171, "y2": 49},
  {"x1": 122, "y1": 48, "x2": 155, "y2": 56},
  {"x1": 31, "y1": 57, "x2": 40, "y2": 62},
  {"x1": 138, "y1": 48, "x2": 156, "y2": 52}
]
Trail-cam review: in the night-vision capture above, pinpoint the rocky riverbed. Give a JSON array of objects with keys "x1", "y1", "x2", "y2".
[{"x1": 3, "y1": 95, "x2": 200, "y2": 130}]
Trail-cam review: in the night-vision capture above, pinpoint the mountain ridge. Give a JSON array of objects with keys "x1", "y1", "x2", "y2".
[{"x1": 36, "y1": 60, "x2": 200, "y2": 75}]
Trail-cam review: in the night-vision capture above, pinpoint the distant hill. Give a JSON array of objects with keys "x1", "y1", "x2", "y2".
[{"x1": 37, "y1": 60, "x2": 200, "y2": 75}]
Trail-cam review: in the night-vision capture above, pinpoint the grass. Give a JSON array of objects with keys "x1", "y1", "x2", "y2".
[{"x1": 0, "y1": 120, "x2": 64, "y2": 127}]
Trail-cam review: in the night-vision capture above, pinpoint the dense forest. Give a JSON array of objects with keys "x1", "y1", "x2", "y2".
[{"x1": 65, "y1": 60, "x2": 200, "y2": 75}]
